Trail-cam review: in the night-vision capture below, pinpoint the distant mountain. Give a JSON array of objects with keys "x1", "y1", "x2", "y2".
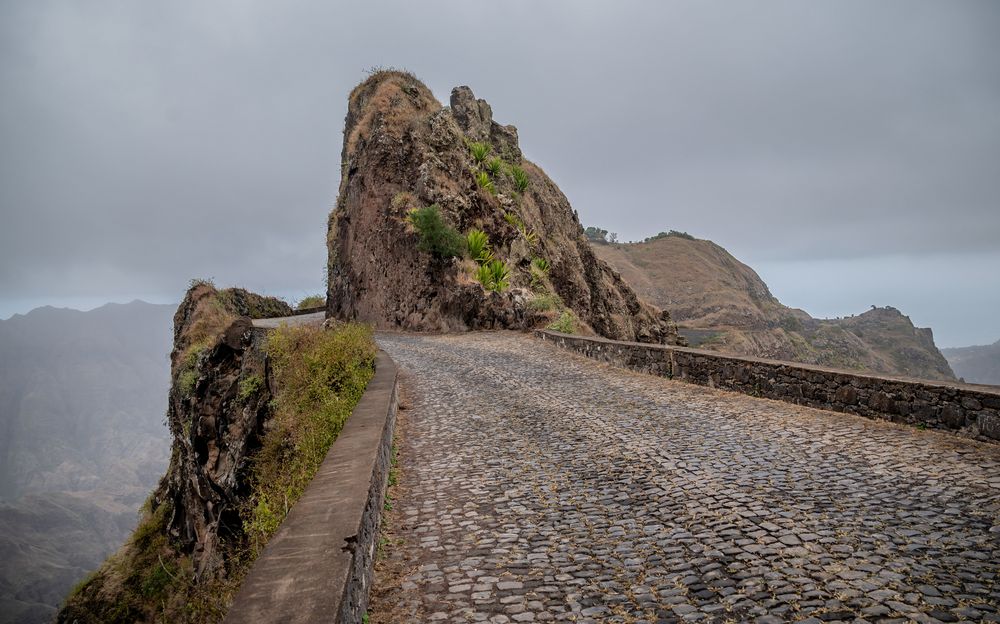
[
  {"x1": 591, "y1": 234, "x2": 955, "y2": 381},
  {"x1": 942, "y1": 340, "x2": 1000, "y2": 386},
  {"x1": 0, "y1": 301, "x2": 174, "y2": 624}
]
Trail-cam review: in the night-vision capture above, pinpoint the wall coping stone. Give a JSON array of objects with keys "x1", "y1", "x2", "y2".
[{"x1": 223, "y1": 350, "x2": 398, "y2": 624}]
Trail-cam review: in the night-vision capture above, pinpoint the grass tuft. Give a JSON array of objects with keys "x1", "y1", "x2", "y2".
[{"x1": 297, "y1": 295, "x2": 325, "y2": 310}]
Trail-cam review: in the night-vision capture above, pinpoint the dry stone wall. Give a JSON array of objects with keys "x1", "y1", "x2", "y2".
[{"x1": 536, "y1": 330, "x2": 1000, "y2": 443}]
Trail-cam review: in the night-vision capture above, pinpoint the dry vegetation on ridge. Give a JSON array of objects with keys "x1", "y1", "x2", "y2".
[{"x1": 58, "y1": 285, "x2": 375, "y2": 623}]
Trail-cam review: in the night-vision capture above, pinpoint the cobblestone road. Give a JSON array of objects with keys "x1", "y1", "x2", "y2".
[{"x1": 371, "y1": 332, "x2": 1000, "y2": 624}]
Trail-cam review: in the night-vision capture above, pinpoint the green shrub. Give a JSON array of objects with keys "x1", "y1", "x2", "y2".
[
  {"x1": 178, "y1": 369, "x2": 198, "y2": 397},
  {"x1": 509, "y1": 165, "x2": 530, "y2": 192},
  {"x1": 504, "y1": 211, "x2": 522, "y2": 229},
  {"x1": 528, "y1": 293, "x2": 560, "y2": 311},
  {"x1": 408, "y1": 204, "x2": 464, "y2": 258},
  {"x1": 468, "y1": 141, "x2": 491, "y2": 164},
  {"x1": 297, "y1": 295, "x2": 324, "y2": 310},
  {"x1": 475, "y1": 171, "x2": 496, "y2": 195},
  {"x1": 644, "y1": 230, "x2": 696, "y2": 242},
  {"x1": 584, "y1": 226, "x2": 608, "y2": 243},
  {"x1": 238, "y1": 374, "x2": 263, "y2": 403},
  {"x1": 531, "y1": 257, "x2": 550, "y2": 274},
  {"x1": 466, "y1": 229, "x2": 493, "y2": 264},
  {"x1": 547, "y1": 310, "x2": 577, "y2": 334},
  {"x1": 484, "y1": 157, "x2": 503, "y2": 177}
]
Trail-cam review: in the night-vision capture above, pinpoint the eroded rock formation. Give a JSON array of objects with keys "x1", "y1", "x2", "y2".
[{"x1": 327, "y1": 72, "x2": 679, "y2": 344}]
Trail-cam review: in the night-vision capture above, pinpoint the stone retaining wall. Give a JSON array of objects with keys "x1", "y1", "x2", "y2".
[
  {"x1": 223, "y1": 350, "x2": 399, "y2": 624},
  {"x1": 536, "y1": 330, "x2": 1000, "y2": 443}
]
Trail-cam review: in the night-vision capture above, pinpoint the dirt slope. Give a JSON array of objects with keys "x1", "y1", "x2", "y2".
[{"x1": 593, "y1": 235, "x2": 955, "y2": 381}]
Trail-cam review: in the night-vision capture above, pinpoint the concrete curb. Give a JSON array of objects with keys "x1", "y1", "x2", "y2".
[
  {"x1": 536, "y1": 329, "x2": 1000, "y2": 443},
  {"x1": 224, "y1": 350, "x2": 398, "y2": 624}
]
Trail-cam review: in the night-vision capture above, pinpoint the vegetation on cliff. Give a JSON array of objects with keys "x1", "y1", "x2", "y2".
[
  {"x1": 326, "y1": 71, "x2": 678, "y2": 344},
  {"x1": 58, "y1": 284, "x2": 375, "y2": 623}
]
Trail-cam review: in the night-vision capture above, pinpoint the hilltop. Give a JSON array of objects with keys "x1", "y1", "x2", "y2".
[
  {"x1": 591, "y1": 233, "x2": 955, "y2": 381},
  {"x1": 327, "y1": 72, "x2": 679, "y2": 344}
]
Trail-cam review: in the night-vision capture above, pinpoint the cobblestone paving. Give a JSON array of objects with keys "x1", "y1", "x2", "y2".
[{"x1": 372, "y1": 332, "x2": 1000, "y2": 624}]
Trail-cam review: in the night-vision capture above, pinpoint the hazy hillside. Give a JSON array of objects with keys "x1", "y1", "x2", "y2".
[
  {"x1": 942, "y1": 340, "x2": 1000, "y2": 386},
  {"x1": 592, "y1": 234, "x2": 955, "y2": 381},
  {"x1": 0, "y1": 301, "x2": 174, "y2": 624}
]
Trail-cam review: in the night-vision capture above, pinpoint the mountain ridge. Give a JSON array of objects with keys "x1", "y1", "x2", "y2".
[
  {"x1": 591, "y1": 234, "x2": 955, "y2": 381},
  {"x1": 942, "y1": 340, "x2": 1000, "y2": 386}
]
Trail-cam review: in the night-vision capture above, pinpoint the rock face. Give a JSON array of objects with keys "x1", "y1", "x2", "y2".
[
  {"x1": 592, "y1": 234, "x2": 956, "y2": 381},
  {"x1": 327, "y1": 72, "x2": 679, "y2": 344},
  {"x1": 162, "y1": 285, "x2": 285, "y2": 578},
  {"x1": 58, "y1": 284, "x2": 291, "y2": 622}
]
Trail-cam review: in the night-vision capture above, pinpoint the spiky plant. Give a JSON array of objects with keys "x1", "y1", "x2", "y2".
[
  {"x1": 475, "y1": 171, "x2": 496, "y2": 195},
  {"x1": 531, "y1": 257, "x2": 550, "y2": 274},
  {"x1": 468, "y1": 141, "x2": 491, "y2": 164},
  {"x1": 486, "y1": 260, "x2": 510, "y2": 292},
  {"x1": 509, "y1": 165, "x2": 530, "y2": 192},
  {"x1": 466, "y1": 229, "x2": 492, "y2": 264},
  {"x1": 474, "y1": 259, "x2": 510, "y2": 292},
  {"x1": 503, "y1": 211, "x2": 523, "y2": 229},
  {"x1": 485, "y1": 157, "x2": 503, "y2": 177}
]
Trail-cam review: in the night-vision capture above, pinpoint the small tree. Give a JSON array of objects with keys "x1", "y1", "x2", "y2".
[
  {"x1": 409, "y1": 205, "x2": 464, "y2": 258},
  {"x1": 584, "y1": 226, "x2": 608, "y2": 243}
]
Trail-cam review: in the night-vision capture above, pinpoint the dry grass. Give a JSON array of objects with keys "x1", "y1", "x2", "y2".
[
  {"x1": 345, "y1": 73, "x2": 439, "y2": 157},
  {"x1": 244, "y1": 322, "x2": 377, "y2": 553}
]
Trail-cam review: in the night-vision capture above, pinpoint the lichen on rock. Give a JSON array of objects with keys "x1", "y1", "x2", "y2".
[{"x1": 327, "y1": 71, "x2": 680, "y2": 344}]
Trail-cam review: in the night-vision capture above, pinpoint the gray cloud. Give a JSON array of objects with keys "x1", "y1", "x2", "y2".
[{"x1": 1, "y1": 0, "x2": 998, "y2": 344}]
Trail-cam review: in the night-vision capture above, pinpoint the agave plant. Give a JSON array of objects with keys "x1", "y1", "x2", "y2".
[
  {"x1": 468, "y1": 141, "x2": 491, "y2": 164},
  {"x1": 475, "y1": 171, "x2": 496, "y2": 195},
  {"x1": 466, "y1": 229, "x2": 492, "y2": 264},
  {"x1": 485, "y1": 156, "x2": 503, "y2": 177},
  {"x1": 531, "y1": 257, "x2": 550, "y2": 274},
  {"x1": 509, "y1": 165, "x2": 530, "y2": 192},
  {"x1": 475, "y1": 263, "x2": 494, "y2": 290},
  {"x1": 522, "y1": 228, "x2": 539, "y2": 247},
  {"x1": 486, "y1": 260, "x2": 510, "y2": 292},
  {"x1": 503, "y1": 211, "x2": 523, "y2": 229}
]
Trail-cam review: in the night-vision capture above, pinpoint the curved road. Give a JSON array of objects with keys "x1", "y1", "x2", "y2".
[{"x1": 371, "y1": 331, "x2": 1000, "y2": 624}]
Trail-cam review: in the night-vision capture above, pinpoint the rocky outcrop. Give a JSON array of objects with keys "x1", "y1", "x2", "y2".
[
  {"x1": 592, "y1": 235, "x2": 956, "y2": 381},
  {"x1": 58, "y1": 284, "x2": 291, "y2": 623},
  {"x1": 327, "y1": 72, "x2": 679, "y2": 344}
]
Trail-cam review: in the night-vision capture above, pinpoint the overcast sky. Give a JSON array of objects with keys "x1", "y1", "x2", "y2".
[{"x1": 1, "y1": 1, "x2": 998, "y2": 346}]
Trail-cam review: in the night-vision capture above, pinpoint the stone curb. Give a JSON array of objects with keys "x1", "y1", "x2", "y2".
[
  {"x1": 535, "y1": 329, "x2": 1000, "y2": 443},
  {"x1": 223, "y1": 350, "x2": 398, "y2": 624}
]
